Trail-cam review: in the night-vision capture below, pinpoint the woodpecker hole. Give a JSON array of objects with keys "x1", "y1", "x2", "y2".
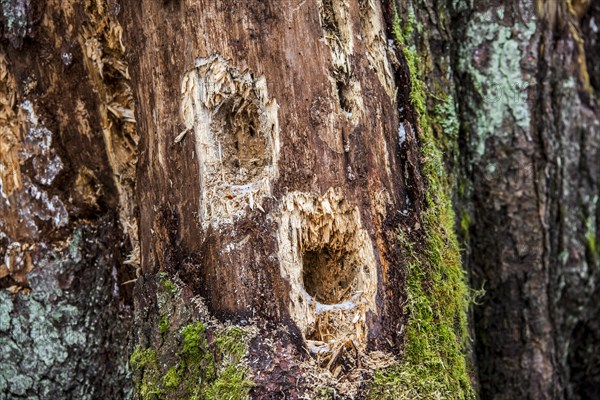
[{"x1": 302, "y1": 246, "x2": 358, "y2": 305}]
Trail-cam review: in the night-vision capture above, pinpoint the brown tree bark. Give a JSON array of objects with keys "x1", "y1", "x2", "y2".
[
  {"x1": 0, "y1": 0, "x2": 598, "y2": 399},
  {"x1": 0, "y1": 0, "x2": 137, "y2": 398},
  {"x1": 452, "y1": 1, "x2": 600, "y2": 398},
  {"x1": 121, "y1": 0, "x2": 427, "y2": 397}
]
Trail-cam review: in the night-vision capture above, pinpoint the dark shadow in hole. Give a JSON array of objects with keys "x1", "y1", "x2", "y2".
[
  {"x1": 302, "y1": 246, "x2": 357, "y2": 305},
  {"x1": 336, "y1": 79, "x2": 352, "y2": 114},
  {"x1": 210, "y1": 98, "x2": 268, "y2": 183}
]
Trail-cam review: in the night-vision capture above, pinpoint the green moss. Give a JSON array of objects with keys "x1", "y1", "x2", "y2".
[
  {"x1": 201, "y1": 327, "x2": 253, "y2": 399},
  {"x1": 159, "y1": 273, "x2": 178, "y2": 295},
  {"x1": 215, "y1": 327, "x2": 246, "y2": 361},
  {"x1": 130, "y1": 323, "x2": 252, "y2": 400},
  {"x1": 130, "y1": 347, "x2": 162, "y2": 399},
  {"x1": 180, "y1": 322, "x2": 208, "y2": 363},
  {"x1": 159, "y1": 317, "x2": 170, "y2": 336},
  {"x1": 391, "y1": 3, "x2": 415, "y2": 46},
  {"x1": 205, "y1": 364, "x2": 253, "y2": 400},
  {"x1": 586, "y1": 231, "x2": 597, "y2": 257},
  {"x1": 130, "y1": 347, "x2": 158, "y2": 371},
  {"x1": 460, "y1": 211, "x2": 471, "y2": 241},
  {"x1": 162, "y1": 366, "x2": 181, "y2": 390},
  {"x1": 585, "y1": 216, "x2": 598, "y2": 258},
  {"x1": 370, "y1": 4, "x2": 475, "y2": 399},
  {"x1": 583, "y1": 196, "x2": 599, "y2": 260}
]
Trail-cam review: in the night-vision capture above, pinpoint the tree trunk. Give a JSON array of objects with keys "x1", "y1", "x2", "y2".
[
  {"x1": 452, "y1": 1, "x2": 600, "y2": 398},
  {"x1": 0, "y1": 0, "x2": 598, "y2": 399},
  {"x1": 120, "y1": 0, "x2": 472, "y2": 397},
  {"x1": 0, "y1": 0, "x2": 137, "y2": 398}
]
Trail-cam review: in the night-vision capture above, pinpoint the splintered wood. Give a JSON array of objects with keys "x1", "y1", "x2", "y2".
[
  {"x1": 179, "y1": 54, "x2": 280, "y2": 229},
  {"x1": 0, "y1": 53, "x2": 21, "y2": 201},
  {"x1": 277, "y1": 188, "x2": 377, "y2": 354}
]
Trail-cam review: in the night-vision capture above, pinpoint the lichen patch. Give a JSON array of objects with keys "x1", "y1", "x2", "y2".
[{"x1": 179, "y1": 54, "x2": 279, "y2": 229}]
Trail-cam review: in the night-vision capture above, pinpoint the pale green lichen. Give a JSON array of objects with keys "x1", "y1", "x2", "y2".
[
  {"x1": 0, "y1": 0, "x2": 30, "y2": 47},
  {"x1": 434, "y1": 95, "x2": 459, "y2": 137},
  {"x1": 69, "y1": 228, "x2": 83, "y2": 262},
  {"x1": 0, "y1": 292, "x2": 13, "y2": 332},
  {"x1": 457, "y1": 5, "x2": 537, "y2": 161},
  {"x1": 0, "y1": 225, "x2": 132, "y2": 399}
]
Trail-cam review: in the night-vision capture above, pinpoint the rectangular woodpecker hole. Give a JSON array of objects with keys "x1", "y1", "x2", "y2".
[
  {"x1": 212, "y1": 98, "x2": 269, "y2": 183},
  {"x1": 335, "y1": 79, "x2": 353, "y2": 115},
  {"x1": 179, "y1": 54, "x2": 279, "y2": 228},
  {"x1": 277, "y1": 188, "x2": 378, "y2": 352}
]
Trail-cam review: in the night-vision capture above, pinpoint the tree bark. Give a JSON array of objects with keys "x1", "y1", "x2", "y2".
[
  {"x1": 120, "y1": 0, "x2": 436, "y2": 397},
  {"x1": 0, "y1": 0, "x2": 598, "y2": 399},
  {"x1": 0, "y1": 0, "x2": 137, "y2": 398},
  {"x1": 452, "y1": 1, "x2": 600, "y2": 398}
]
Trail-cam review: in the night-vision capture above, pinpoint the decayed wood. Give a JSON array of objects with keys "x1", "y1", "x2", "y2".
[
  {"x1": 0, "y1": 0, "x2": 136, "y2": 398},
  {"x1": 121, "y1": 0, "x2": 421, "y2": 396}
]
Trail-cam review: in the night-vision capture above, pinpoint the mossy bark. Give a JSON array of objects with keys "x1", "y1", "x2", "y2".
[
  {"x1": 119, "y1": 0, "x2": 473, "y2": 398},
  {"x1": 1, "y1": 0, "x2": 598, "y2": 399}
]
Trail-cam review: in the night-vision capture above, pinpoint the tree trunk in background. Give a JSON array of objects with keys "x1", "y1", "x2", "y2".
[
  {"x1": 0, "y1": 1, "x2": 598, "y2": 400},
  {"x1": 451, "y1": 1, "x2": 600, "y2": 398}
]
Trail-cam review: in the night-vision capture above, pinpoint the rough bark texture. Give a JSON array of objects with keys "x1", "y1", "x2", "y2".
[
  {"x1": 120, "y1": 0, "x2": 433, "y2": 397},
  {"x1": 0, "y1": 0, "x2": 137, "y2": 398},
  {"x1": 0, "y1": 0, "x2": 598, "y2": 399},
  {"x1": 0, "y1": 221, "x2": 132, "y2": 399},
  {"x1": 452, "y1": 0, "x2": 600, "y2": 399}
]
